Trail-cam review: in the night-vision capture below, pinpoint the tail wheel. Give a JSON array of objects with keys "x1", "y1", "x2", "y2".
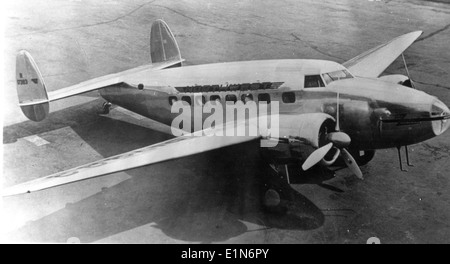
[{"x1": 99, "y1": 102, "x2": 112, "y2": 115}]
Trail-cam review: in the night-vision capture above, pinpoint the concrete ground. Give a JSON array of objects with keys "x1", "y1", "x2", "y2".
[{"x1": 2, "y1": 0, "x2": 450, "y2": 243}]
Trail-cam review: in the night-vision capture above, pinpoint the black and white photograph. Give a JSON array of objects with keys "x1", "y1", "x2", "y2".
[{"x1": 1, "y1": 0, "x2": 450, "y2": 245}]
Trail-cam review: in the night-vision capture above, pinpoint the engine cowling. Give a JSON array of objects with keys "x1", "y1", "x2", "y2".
[
  {"x1": 273, "y1": 113, "x2": 363, "y2": 178},
  {"x1": 278, "y1": 113, "x2": 341, "y2": 165},
  {"x1": 278, "y1": 113, "x2": 336, "y2": 148}
]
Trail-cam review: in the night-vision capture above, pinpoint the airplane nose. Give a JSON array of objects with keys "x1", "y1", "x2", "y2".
[{"x1": 431, "y1": 99, "x2": 450, "y2": 136}]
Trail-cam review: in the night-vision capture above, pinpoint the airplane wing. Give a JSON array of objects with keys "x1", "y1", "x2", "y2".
[
  {"x1": 343, "y1": 31, "x2": 422, "y2": 78},
  {"x1": 2, "y1": 119, "x2": 260, "y2": 196}
]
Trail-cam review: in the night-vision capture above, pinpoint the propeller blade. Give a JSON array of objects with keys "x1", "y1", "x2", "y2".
[
  {"x1": 302, "y1": 143, "x2": 333, "y2": 171},
  {"x1": 341, "y1": 148, "x2": 363, "y2": 179},
  {"x1": 327, "y1": 132, "x2": 351, "y2": 148}
]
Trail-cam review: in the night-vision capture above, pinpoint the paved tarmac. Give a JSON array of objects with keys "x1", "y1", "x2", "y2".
[{"x1": 2, "y1": 0, "x2": 450, "y2": 243}]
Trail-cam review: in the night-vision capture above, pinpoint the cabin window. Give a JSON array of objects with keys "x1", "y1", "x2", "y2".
[
  {"x1": 322, "y1": 74, "x2": 333, "y2": 85},
  {"x1": 240, "y1": 83, "x2": 251, "y2": 91},
  {"x1": 228, "y1": 84, "x2": 238, "y2": 91},
  {"x1": 211, "y1": 85, "x2": 220, "y2": 92},
  {"x1": 241, "y1": 94, "x2": 254, "y2": 103},
  {"x1": 210, "y1": 95, "x2": 221, "y2": 103},
  {"x1": 181, "y1": 96, "x2": 192, "y2": 105},
  {"x1": 225, "y1": 94, "x2": 237, "y2": 103},
  {"x1": 250, "y1": 83, "x2": 261, "y2": 90},
  {"x1": 304, "y1": 75, "x2": 325, "y2": 88},
  {"x1": 261, "y1": 82, "x2": 272, "y2": 89},
  {"x1": 202, "y1": 85, "x2": 211, "y2": 93},
  {"x1": 258, "y1": 93, "x2": 271, "y2": 104},
  {"x1": 282, "y1": 92, "x2": 296, "y2": 103},
  {"x1": 168, "y1": 96, "x2": 178, "y2": 105}
]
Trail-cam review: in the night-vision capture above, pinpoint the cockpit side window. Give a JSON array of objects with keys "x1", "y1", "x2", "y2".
[
  {"x1": 304, "y1": 75, "x2": 325, "y2": 88},
  {"x1": 321, "y1": 70, "x2": 353, "y2": 85}
]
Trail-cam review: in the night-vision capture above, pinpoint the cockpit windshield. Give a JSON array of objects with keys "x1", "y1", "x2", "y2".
[{"x1": 321, "y1": 70, "x2": 353, "y2": 85}]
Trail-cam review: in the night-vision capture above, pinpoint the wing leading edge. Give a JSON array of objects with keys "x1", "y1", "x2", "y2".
[
  {"x1": 2, "y1": 120, "x2": 259, "y2": 196},
  {"x1": 343, "y1": 31, "x2": 422, "y2": 78}
]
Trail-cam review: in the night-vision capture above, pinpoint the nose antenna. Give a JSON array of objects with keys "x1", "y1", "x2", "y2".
[{"x1": 336, "y1": 89, "x2": 340, "y2": 131}]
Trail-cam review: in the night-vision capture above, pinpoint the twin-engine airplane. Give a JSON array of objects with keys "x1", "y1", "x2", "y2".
[{"x1": 4, "y1": 20, "x2": 450, "y2": 211}]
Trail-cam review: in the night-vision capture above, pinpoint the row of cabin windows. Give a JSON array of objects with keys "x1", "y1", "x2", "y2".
[
  {"x1": 169, "y1": 92, "x2": 296, "y2": 106},
  {"x1": 173, "y1": 74, "x2": 331, "y2": 93},
  {"x1": 175, "y1": 82, "x2": 278, "y2": 93},
  {"x1": 167, "y1": 70, "x2": 353, "y2": 97}
]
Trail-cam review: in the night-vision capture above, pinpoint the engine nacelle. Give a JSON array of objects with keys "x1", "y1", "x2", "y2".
[
  {"x1": 378, "y1": 74, "x2": 412, "y2": 87},
  {"x1": 278, "y1": 113, "x2": 336, "y2": 148},
  {"x1": 275, "y1": 113, "x2": 341, "y2": 166}
]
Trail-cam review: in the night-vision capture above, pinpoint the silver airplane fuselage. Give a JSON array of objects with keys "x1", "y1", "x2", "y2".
[{"x1": 99, "y1": 59, "x2": 450, "y2": 151}]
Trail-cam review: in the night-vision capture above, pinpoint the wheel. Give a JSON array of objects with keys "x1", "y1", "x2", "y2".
[
  {"x1": 99, "y1": 102, "x2": 112, "y2": 115},
  {"x1": 264, "y1": 188, "x2": 281, "y2": 207},
  {"x1": 261, "y1": 184, "x2": 289, "y2": 214}
]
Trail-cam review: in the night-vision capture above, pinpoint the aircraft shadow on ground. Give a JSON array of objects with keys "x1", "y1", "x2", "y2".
[{"x1": 4, "y1": 100, "x2": 325, "y2": 243}]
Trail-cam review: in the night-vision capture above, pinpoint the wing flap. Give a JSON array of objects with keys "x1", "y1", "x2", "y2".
[{"x1": 343, "y1": 31, "x2": 422, "y2": 78}]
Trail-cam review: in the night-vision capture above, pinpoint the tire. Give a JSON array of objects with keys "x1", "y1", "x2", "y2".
[
  {"x1": 99, "y1": 102, "x2": 111, "y2": 115},
  {"x1": 262, "y1": 185, "x2": 288, "y2": 214}
]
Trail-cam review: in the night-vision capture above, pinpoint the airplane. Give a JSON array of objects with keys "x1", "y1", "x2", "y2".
[{"x1": 4, "y1": 19, "x2": 450, "y2": 213}]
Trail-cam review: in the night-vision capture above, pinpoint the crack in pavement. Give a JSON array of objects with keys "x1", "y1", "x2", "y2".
[
  {"x1": 153, "y1": 4, "x2": 287, "y2": 42},
  {"x1": 290, "y1": 33, "x2": 344, "y2": 61},
  {"x1": 6, "y1": 0, "x2": 159, "y2": 38},
  {"x1": 416, "y1": 23, "x2": 450, "y2": 42},
  {"x1": 7, "y1": 0, "x2": 343, "y2": 61},
  {"x1": 154, "y1": 4, "x2": 342, "y2": 60},
  {"x1": 414, "y1": 80, "x2": 450, "y2": 90}
]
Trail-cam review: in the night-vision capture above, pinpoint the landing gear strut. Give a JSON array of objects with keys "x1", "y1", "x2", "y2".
[{"x1": 99, "y1": 102, "x2": 112, "y2": 115}]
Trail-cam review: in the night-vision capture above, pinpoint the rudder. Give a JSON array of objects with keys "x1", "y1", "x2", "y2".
[
  {"x1": 16, "y1": 50, "x2": 49, "y2": 121},
  {"x1": 150, "y1": 19, "x2": 182, "y2": 65}
]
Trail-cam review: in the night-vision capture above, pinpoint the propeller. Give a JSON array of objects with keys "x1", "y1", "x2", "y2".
[
  {"x1": 341, "y1": 148, "x2": 363, "y2": 179},
  {"x1": 302, "y1": 143, "x2": 333, "y2": 171},
  {"x1": 301, "y1": 89, "x2": 364, "y2": 179}
]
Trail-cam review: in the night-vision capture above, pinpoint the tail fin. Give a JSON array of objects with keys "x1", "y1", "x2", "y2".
[
  {"x1": 150, "y1": 19, "x2": 182, "y2": 66},
  {"x1": 16, "y1": 50, "x2": 49, "y2": 121}
]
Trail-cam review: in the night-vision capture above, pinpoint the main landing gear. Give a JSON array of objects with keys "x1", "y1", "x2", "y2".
[{"x1": 99, "y1": 101, "x2": 112, "y2": 115}]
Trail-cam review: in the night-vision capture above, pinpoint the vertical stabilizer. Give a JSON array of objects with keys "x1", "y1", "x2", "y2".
[
  {"x1": 16, "y1": 50, "x2": 49, "y2": 121},
  {"x1": 150, "y1": 19, "x2": 182, "y2": 65}
]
